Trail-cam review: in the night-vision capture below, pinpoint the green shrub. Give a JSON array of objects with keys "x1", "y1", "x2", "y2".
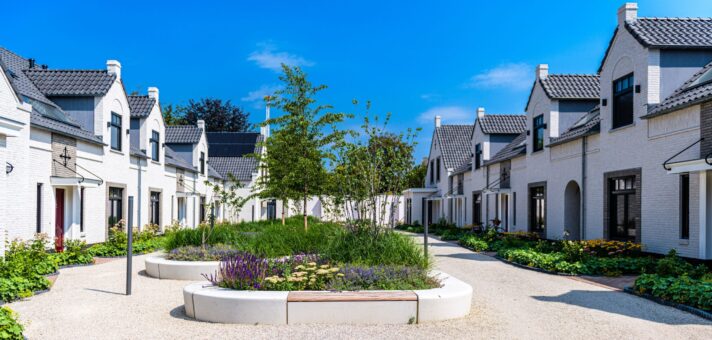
[
  {"x1": 89, "y1": 227, "x2": 164, "y2": 257},
  {"x1": 0, "y1": 307, "x2": 23, "y2": 340},
  {"x1": 3, "y1": 235, "x2": 58, "y2": 276},
  {"x1": 583, "y1": 256, "x2": 656, "y2": 276},
  {"x1": 460, "y1": 235, "x2": 489, "y2": 251},
  {"x1": 323, "y1": 226, "x2": 429, "y2": 269},
  {"x1": 634, "y1": 274, "x2": 712, "y2": 312},
  {"x1": 439, "y1": 229, "x2": 466, "y2": 241},
  {"x1": 53, "y1": 240, "x2": 94, "y2": 267},
  {"x1": 580, "y1": 239, "x2": 641, "y2": 257}
]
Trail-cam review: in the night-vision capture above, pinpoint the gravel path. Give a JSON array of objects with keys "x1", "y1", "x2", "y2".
[{"x1": 8, "y1": 236, "x2": 712, "y2": 339}]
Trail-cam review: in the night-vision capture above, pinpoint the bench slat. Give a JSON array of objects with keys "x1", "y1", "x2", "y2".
[{"x1": 287, "y1": 291, "x2": 417, "y2": 302}]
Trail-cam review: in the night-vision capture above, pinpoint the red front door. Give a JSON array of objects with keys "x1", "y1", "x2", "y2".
[{"x1": 55, "y1": 188, "x2": 65, "y2": 253}]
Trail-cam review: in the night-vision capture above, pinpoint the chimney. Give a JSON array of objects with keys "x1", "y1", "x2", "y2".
[
  {"x1": 536, "y1": 64, "x2": 549, "y2": 80},
  {"x1": 435, "y1": 115, "x2": 441, "y2": 128},
  {"x1": 197, "y1": 119, "x2": 206, "y2": 131},
  {"x1": 264, "y1": 103, "x2": 271, "y2": 137},
  {"x1": 106, "y1": 60, "x2": 121, "y2": 80},
  {"x1": 148, "y1": 87, "x2": 159, "y2": 102},
  {"x1": 477, "y1": 107, "x2": 485, "y2": 119},
  {"x1": 28, "y1": 58, "x2": 35, "y2": 69},
  {"x1": 617, "y1": 2, "x2": 638, "y2": 26}
]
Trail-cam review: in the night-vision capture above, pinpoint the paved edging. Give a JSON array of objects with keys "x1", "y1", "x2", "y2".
[
  {"x1": 622, "y1": 287, "x2": 712, "y2": 321},
  {"x1": 145, "y1": 256, "x2": 219, "y2": 281},
  {"x1": 182, "y1": 270, "x2": 472, "y2": 324}
]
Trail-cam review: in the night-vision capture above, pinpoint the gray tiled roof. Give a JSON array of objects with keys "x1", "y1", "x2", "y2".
[
  {"x1": 548, "y1": 107, "x2": 601, "y2": 147},
  {"x1": 127, "y1": 95, "x2": 156, "y2": 117},
  {"x1": 478, "y1": 114, "x2": 527, "y2": 134},
  {"x1": 165, "y1": 125, "x2": 203, "y2": 144},
  {"x1": 643, "y1": 60, "x2": 712, "y2": 119},
  {"x1": 165, "y1": 145, "x2": 197, "y2": 172},
  {"x1": 0, "y1": 47, "x2": 104, "y2": 145},
  {"x1": 207, "y1": 163, "x2": 224, "y2": 180},
  {"x1": 485, "y1": 132, "x2": 527, "y2": 165},
  {"x1": 24, "y1": 69, "x2": 115, "y2": 96},
  {"x1": 209, "y1": 157, "x2": 257, "y2": 182},
  {"x1": 626, "y1": 18, "x2": 712, "y2": 48},
  {"x1": 451, "y1": 161, "x2": 472, "y2": 175},
  {"x1": 539, "y1": 75, "x2": 600, "y2": 100},
  {"x1": 434, "y1": 125, "x2": 473, "y2": 170}
]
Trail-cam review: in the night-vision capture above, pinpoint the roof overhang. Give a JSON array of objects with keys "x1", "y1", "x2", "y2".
[
  {"x1": 176, "y1": 191, "x2": 201, "y2": 198},
  {"x1": 50, "y1": 176, "x2": 101, "y2": 188},
  {"x1": 0, "y1": 116, "x2": 26, "y2": 137},
  {"x1": 403, "y1": 188, "x2": 438, "y2": 194},
  {"x1": 483, "y1": 188, "x2": 513, "y2": 195},
  {"x1": 666, "y1": 158, "x2": 712, "y2": 174}
]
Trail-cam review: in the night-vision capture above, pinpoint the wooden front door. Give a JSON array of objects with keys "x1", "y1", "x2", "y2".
[{"x1": 55, "y1": 188, "x2": 65, "y2": 252}]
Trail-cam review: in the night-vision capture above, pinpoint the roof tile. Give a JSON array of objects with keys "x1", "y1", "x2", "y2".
[
  {"x1": 479, "y1": 114, "x2": 527, "y2": 134},
  {"x1": 165, "y1": 125, "x2": 203, "y2": 144},
  {"x1": 434, "y1": 125, "x2": 473, "y2": 170},
  {"x1": 24, "y1": 69, "x2": 115, "y2": 96},
  {"x1": 626, "y1": 18, "x2": 712, "y2": 48},
  {"x1": 127, "y1": 95, "x2": 156, "y2": 117}
]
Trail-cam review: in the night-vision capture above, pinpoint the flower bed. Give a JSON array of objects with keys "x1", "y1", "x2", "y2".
[{"x1": 183, "y1": 271, "x2": 472, "y2": 324}]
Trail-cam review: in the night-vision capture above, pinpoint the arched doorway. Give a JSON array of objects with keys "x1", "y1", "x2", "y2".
[{"x1": 564, "y1": 181, "x2": 581, "y2": 240}]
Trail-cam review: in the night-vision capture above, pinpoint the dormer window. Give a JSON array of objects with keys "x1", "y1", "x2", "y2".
[
  {"x1": 150, "y1": 130, "x2": 160, "y2": 161},
  {"x1": 612, "y1": 73, "x2": 634, "y2": 129},
  {"x1": 532, "y1": 115, "x2": 545, "y2": 152},
  {"x1": 110, "y1": 113, "x2": 122, "y2": 151}
]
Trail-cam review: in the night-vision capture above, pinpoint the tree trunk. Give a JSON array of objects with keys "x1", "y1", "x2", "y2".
[
  {"x1": 303, "y1": 191, "x2": 308, "y2": 231},
  {"x1": 281, "y1": 199, "x2": 287, "y2": 225}
]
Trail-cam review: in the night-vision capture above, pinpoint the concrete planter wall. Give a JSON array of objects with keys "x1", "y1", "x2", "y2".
[
  {"x1": 145, "y1": 256, "x2": 219, "y2": 281},
  {"x1": 183, "y1": 271, "x2": 472, "y2": 324}
]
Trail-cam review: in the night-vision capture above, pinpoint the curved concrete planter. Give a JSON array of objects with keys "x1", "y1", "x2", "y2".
[
  {"x1": 145, "y1": 256, "x2": 219, "y2": 281},
  {"x1": 183, "y1": 271, "x2": 472, "y2": 324}
]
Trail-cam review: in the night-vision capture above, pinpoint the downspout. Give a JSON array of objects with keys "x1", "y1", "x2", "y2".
[
  {"x1": 581, "y1": 136, "x2": 587, "y2": 240},
  {"x1": 485, "y1": 164, "x2": 490, "y2": 225}
]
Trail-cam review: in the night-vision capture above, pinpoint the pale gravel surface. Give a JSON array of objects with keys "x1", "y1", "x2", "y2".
[{"x1": 9, "y1": 235, "x2": 712, "y2": 339}]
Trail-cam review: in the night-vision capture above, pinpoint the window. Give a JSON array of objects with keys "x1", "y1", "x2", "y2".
[
  {"x1": 612, "y1": 73, "x2": 634, "y2": 129},
  {"x1": 110, "y1": 113, "x2": 122, "y2": 151},
  {"x1": 405, "y1": 199, "x2": 412, "y2": 224},
  {"x1": 473, "y1": 192, "x2": 482, "y2": 226},
  {"x1": 108, "y1": 187, "x2": 123, "y2": 227},
  {"x1": 436, "y1": 157, "x2": 441, "y2": 182},
  {"x1": 680, "y1": 174, "x2": 690, "y2": 240},
  {"x1": 200, "y1": 152, "x2": 205, "y2": 175},
  {"x1": 150, "y1": 191, "x2": 161, "y2": 225},
  {"x1": 200, "y1": 196, "x2": 206, "y2": 222},
  {"x1": 430, "y1": 160, "x2": 434, "y2": 184},
  {"x1": 608, "y1": 175, "x2": 637, "y2": 241},
  {"x1": 513, "y1": 192, "x2": 517, "y2": 226},
  {"x1": 474, "y1": 144, "x2": 482, "y2": 169},
  {"x1": 36, "y1": 183, "x2": 42, "y2": 233},
  {"x1": 529, "y1": 185, "x2": 545, "y2": 233},
  {"x1": 80, "y1": 188, "x2": 85, "y2": 233},
  {"x1": 532, "y1": 115, "x2": 545, "y2": 152},
  {"x1": 150, "y1": 130, "x2": 160, "y2": 161}
]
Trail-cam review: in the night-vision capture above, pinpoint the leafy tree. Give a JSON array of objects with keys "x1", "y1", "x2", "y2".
[
  {"x1": 203, "y1": 174, "x2": 254, "y2": 249},
  {"x1": 263, "y1": 65, "x2": 349, "y2": 230},
  {"x1": 405, "y1": 159, "x2": 427, "y2": 188},
  {"x1": 162, "y1": 99, "x2": 250, "y2": 132}
]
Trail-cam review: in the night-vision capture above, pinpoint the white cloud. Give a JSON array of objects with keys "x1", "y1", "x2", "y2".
[
  {"x1": 420, "y1": 93, "x2": 441, "y2": 101},
  {"x1": 241, "y1": 84, "x2": 281, "y2": 108},
  {"x1": 468, "y1": 63, "x2": 531, "y2": 90},
  {"x1": 247, "y1": 43, "x2": 314, "y2": 72},
  {"x1": 417, "y1": 106, "x2": 472, "y2": 125}
]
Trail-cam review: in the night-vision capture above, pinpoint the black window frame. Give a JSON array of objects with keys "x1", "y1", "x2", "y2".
[
  {"x1": 150, "y1": 191, "x2": 161, "y2": 226},
  {"x1": 612, "y1": 73, "x2": 634, "y2": 129},
  {"x1": 680, "y1": 173, "x2": 690, "y2": 240},
  {"x1": 200, "y1": 196, "x2": 206, "y2": 222},
  {"x1": 108, "y1": 187, "x2": 123, "y2": 227},
  {"x1": 473, "y1": 192, "x2": 482, "y2": 226},
  {"x1": 110, "y1": 112, "x2": 122, "y2": 151},
  {"x1": 80, "y1": 187, "x2": 85, "y2": 233},
  {"x1": 436, "y1": 157, "x2": 441, "y2": 182},
  {"x1": 150, "y1": 130, "x2": 160, "y2": 161},
  {"x1": 529, "y1": 185, "x2": 546, "y2": 234},
  {"x1": 474, "y1": 143, "x2": 482, "y2": 169},
  {"x1": 430, "y1": 160, "x2": 434, "y2": 184},
  {"x1": 200, "y1": 151, "x2": 205, "y2": 175},
  {"x1": 36, "y1": 183, "x2": 42, "y2": 233},
  {"x1": 532, "y1": 114, "x2": 545, "y2": 152}
]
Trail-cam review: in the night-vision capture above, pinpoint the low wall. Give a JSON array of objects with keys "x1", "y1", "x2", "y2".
[
  {"x1": 145, "y1": 256, "x2": 219, "y2": 281},
  {"x1": 183, "y1": 271, "x2": 472, "y2": 324}
]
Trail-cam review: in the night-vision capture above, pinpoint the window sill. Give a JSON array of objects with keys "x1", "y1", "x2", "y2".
[
  {"x1": 151, "y1": 160, "x2": 161, "y2": 165},
  {"x1": 609, "y1": 122, "x2": 636, "y2": 133},
  {"x1": 110, "y1": 149, "x2": 124, "y2": 156},
  {"x1": 531, "y1": 149, "x2": 544, "y2": 155},
  {"x1": 679, "y1": 239, "x2": 690, "y2": 246}
]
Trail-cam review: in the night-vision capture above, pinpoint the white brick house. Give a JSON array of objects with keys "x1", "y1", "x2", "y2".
[
  {"x1": 0, "y1": 47, "x2": 268, "y2": 252},
  {"x1": 409, "y1": 3, "x2": 712, "y2": 259}
]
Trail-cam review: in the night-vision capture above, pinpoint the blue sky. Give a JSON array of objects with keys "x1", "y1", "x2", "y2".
[{"x1": 2, "y1": 0, "x2": 710, "y2": 160}]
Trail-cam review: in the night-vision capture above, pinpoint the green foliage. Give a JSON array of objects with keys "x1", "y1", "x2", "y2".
[
  {"x1": 460, "y1": 235, "x2": 489, "y2": 251},
  {"x1": 53, "y1": 240, "x2": 94, "y2": 267},
  {"x1": 0, "y1": 307, "x2": 23, "y2": 340},
  {"x1": 439, "y1": 228, "x2": 467, "y2": 241},
  {"x1": 163, "y1": 224, "x2": 244, "y2": 251},
  {"x1": 163, "y1": 98, "x2": 250, "y2": 132},
  {"x1": 323, "y1": 226, "x2": 429, "y2": 269},
  {"x1": 634, "y1": 274, "x2": 712, "y2": 312},
  {"x1": 262, "y1": 65, "x2": 349, "y2": 229},
  {"x1": 88, "y1": 227, "x2": 164, "y2": 257},
  {"x1": 0, "y1": 235, "x2": 54, "y2": 303},
  {"x1": 405, "y1": 160, "x2": 427, "y2": 189},
  {"x1": 394, "y1": 223, "x2": 424, "y2": 233}
]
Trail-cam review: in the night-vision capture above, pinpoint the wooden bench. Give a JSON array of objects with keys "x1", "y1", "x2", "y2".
[{"x1": 287, "y1": 291, "x2": 417, "y2": 302}]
